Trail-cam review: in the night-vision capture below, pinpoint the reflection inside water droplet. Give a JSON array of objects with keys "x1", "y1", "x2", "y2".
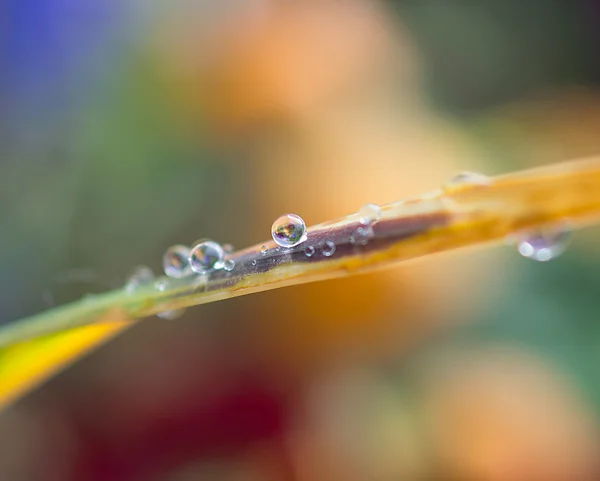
[
  {"x1": 271, "y1": 213, "x2": 307, "y2": 248},
  {"x1": 514, "y1": 226, "x2": 571, "y2": 262},
  {"x1": 189, "y1": 239, "x2": 225, "y2": 273},
  {"x1": 163, "y1": 245, "x2": 192, "y2": 278}
]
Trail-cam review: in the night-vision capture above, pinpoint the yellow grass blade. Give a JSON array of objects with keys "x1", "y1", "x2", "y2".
[{"x1": 0, "y1": 313, "x2": 130, "y2": 411}]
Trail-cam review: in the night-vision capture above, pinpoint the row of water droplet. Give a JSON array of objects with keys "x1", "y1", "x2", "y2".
[{"x1": 124, "y1": 171, "x2": 572, "y2": 320}]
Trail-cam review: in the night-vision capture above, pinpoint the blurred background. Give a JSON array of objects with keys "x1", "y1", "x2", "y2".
[{"x1": 2, "y1": 0, "x2": 600, "y2": 480}]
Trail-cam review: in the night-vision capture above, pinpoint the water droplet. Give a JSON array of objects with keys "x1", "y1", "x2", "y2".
[
  {"x1": 251, "y1": 259, "x2": 257, "y2": 266},
  {"x1": 321, "y1": 241, "x2": 336, "y2": 257},
  {"x1": 223, "y1": 244, "x2": 234, "y2": 254},
  {"x1": 124, "y1": 266, "x2": 154, "y2": 293},
  {"x1": 304, "y1": 245, "x2": 316, "y2": 257},
  {"x1": 261, "y1": 245, "x2": 269, "y2": 255},
  {"x1": 515, "y1": 226, "x2": 571, "y2": 262},
  {"x1": 155, "y1": 279, "x2": 169, "y2": 292},
  {"x1": 443, "y1": 171, "x2": 491, "y2": 191},
  {"x1": 162, "y1": 244, "x2": 192, "y2": 278},
  {"x1": 359, "y1": 203, "x2": 382, "y2": 225},
  {"x1": 157, "y1": 309, "x2": 186, "y2": 320},
  {"x1": 355, "y1": 225, "x2": 374, "y2": 245},
  {"x1": 189, "y1": 239, "x2": 225, "y2": 273},
  {"x1": 271, "y1": 213, "x2": 307, "y2": 248},
  {"x1": 223, "y1": 259, "x2": 235, "y2": 271}
]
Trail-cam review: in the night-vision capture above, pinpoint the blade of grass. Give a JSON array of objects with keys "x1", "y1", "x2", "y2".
[
  {"x1": 2, "y1": 156, "x2": 600, "y2": 349},
  {"x1": 1, "y1": 155, "x2": 600, "y2": 411},
  {"x1": 0, "y1": 314, "x2": 130, "y2": 411}
]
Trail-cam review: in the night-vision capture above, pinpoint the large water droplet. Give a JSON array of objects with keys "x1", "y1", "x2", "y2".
[
  {"x1": 359, "y1": 203, "x2": 382, "y2": 225},
  {"x1": 321, "y1": 241, "x2": 336, "y2": 257},
  {"x1": 515, "y1": 227, "x2": 571, "y2": 262},
  {"x1": 271, "y1": 214, "x2": 307, "y2": 248},
  {"x1": 189, "y1": 239, "x2": 225, "y2": 273},
  {"x1": 124, "y1": 266, "x2": 154, "y2": 293},
  {"x1": 163, "y1": 245, "x2": 192, "y2": 278}
]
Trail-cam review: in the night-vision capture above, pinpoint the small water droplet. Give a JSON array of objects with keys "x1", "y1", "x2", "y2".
[
  {"x1": 223, "y1": 259, "x2": 235, "y2": 271},
  {"x1": 515, "y1": 226, "x2": 571, "y2": 262},
  {"x1": 355, "y1": 225, "x2": 374, "y2": 245},
  {"x1": 189, "y1": 239, "x2": 225, "y2": 273},
  {"x1": 163, "y1": 244, "x2": 191, "y2": 278},
  {"x1": 124, "y1": 266, "x2": 154, "y2": 293},
  {"x1": 359, "y1": 203, "x2": 382, "y2": 225},
  {"x1": 304, "y1": 245, "x2": 316, "y2": 257},
  {"x1": 261, "y1": 245, "x2": 269, "y2": 255},
  {"x1": 443, "y1": 171, "x2": 491, "y2": 191},
  {"x1": 157, "y1": 309, "x2": 186, "y2": 320},
  {"x1": 155, "y1": 279, "x2": 169, "y2": 292},
  {"x1": 271, "y1": 213, "x2": 307, "y2": 248},
  {"x1": 321, "y1": 241, "x2": 336, "y2": 257},
  {"x1": 251, "y1": 259, "x2": 257, "y2": 266},
  {"x1": 222, "y1": 244, "x2": 234, "y2": 254}
]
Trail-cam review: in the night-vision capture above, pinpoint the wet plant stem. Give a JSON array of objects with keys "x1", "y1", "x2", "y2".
[{"x1": 2, "y1": 156, "x2": 600, "y2": 348}]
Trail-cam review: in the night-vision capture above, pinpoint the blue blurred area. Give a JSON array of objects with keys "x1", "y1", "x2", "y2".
[{"x1": 2, "y1": 0, "x2": 124, "y2": 114}]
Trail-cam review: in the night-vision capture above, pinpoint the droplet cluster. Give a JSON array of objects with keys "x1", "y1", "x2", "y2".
[{"x1": 124, "y1": 211, "x2": 328, "y2": 318}]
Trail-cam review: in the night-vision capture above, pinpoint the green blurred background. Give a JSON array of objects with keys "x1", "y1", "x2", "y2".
[{"x1": 2, "y1": 1, "x2": 600, "y2": 480}]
